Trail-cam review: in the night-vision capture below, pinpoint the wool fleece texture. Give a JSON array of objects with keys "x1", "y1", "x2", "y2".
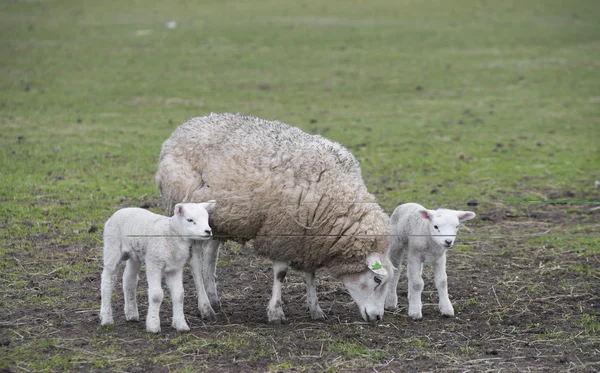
[{"x1": 156, "y1": 113, "x2": 390, "y2": 277}]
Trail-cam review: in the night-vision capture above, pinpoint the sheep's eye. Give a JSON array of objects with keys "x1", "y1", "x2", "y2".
[
  {"x1": 433, "y1": 225, "x2": 439, "y2": 230},
  {"x1": 187, "y1": 218, "x2": 195, "y2": 224},
  {"x1": 374, "y1": 277, "x2": 382, "y2": 285}
]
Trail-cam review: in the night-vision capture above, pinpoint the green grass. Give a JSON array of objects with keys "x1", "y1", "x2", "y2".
[{"x1": 1, "y1": 0, "x2": 599, "y2": 372}]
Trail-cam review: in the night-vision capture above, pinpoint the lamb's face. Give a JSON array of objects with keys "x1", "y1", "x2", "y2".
[
  {"x1": 174, "y1": 201, "x2": 216, "y2": 240},
  {"x1": 419, "y1": 208, "x2": 476, "y2": 249},
  {"x1": 339, "y1": 253, "x2": 393, "y2": 322}
]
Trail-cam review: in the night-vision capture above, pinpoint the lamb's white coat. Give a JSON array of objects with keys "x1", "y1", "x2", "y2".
[
  {"x1": 385, "y1": 203, "x2": 475, "y2": 320},
  {"x1": 155, "y1": 113, "x2": 393, "y2": 323},
  {"x1": 100, "y1": 202, "x2": 215, "y2": 333}
]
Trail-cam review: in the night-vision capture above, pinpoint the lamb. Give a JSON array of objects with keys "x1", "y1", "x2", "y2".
[
  {"x1": 384, "y1": 203, "x2": 475, "y2": 320},
  {"x1": 100, "y1": 201, "x2": 216, "y2": 333},
  {"x1": 155, "y1": 113, "x2": 393, "y2": 324}
]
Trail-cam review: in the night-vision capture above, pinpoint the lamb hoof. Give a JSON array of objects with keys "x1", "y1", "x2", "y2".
[
  {"x1": 146, "y1": 324, "x2": 161, "y2": 333},
  {"x1": 384, "y1": 296, "x2": 398, "y2": 311},
  {"x1": 408, "y1": 313, "x2": 423, "y2": 321},
  {"x1": 173, "y1": 322, "x2": 190, "y2": 332},
  {"x1": 198, "y1": 305, "x2": 217, "y2": 321},
  {"x1": 100, "y1": 316, "x2": 114, "y2": 326},
  {"x1": 125, "y1": 313, "x2": 139, "y2": 322},
  {"x1": 268, "y1": 318, "x2": 286, "y2": 325}
]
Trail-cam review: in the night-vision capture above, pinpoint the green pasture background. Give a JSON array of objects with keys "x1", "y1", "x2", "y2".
[{"x1": 0, "y1": 0, "x2": 599, "y2": 371}]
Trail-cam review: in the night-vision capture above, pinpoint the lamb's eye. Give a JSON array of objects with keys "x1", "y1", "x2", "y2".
[
  {"x1": 187, "y1": 219, "x2": 194, "y2": 223},
  {"x1": 374, "y1": 277, "x2": 381, "y2": 285},
  {"x1": 433, "y1": 225, "x2": 439, "y2": 230}
]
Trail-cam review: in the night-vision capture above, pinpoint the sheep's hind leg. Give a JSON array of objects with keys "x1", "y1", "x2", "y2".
[
  {"x1": 305, "y1": 271, "x2": 325, "y2": 320},
  {"x1": 145, "y1": 264, "x2": 164, "y2": 333},
  {"x1": 100, "y1": 247, "x2": 122, "y2": 326},
  {"x1": 123, "y1": 258, "x2": 141, "y2": 321},
  {"x1": 202, "y1": 239, "x2": 221, "y2": 311},
  {"x1": 165, "y1": 268, "x2": 190, "y2": 332},
  {"x1": 190, "y1": 242, "x2": 216, "y2": 321},
  {"x1": 384, "y1": 244, "x2": 405, "y2": 310},
  {"x1": 433, "y1": 254, "x2": 454, "y2": 317},
  {"x1": 267, "y1": 261, "x2": 288, "y2": 324},
  {"x1": 407, "y1": 257, "x2": 424, "y2": 320}
]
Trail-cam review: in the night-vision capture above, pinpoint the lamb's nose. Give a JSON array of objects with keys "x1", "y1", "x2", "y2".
[
  {"x1": 205, "y1": 229, "x2": 212, "y2": 236},
  {"x1": 445, "y1": 239, "x2": 452, "y2": 246}
]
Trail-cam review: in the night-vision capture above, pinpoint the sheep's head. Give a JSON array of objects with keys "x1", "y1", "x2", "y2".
[
  {"x1": 339, "y1": 253, "x2": 393, "y2": 322},
  {"x1": 174, "y1": 201, "x2": 217, "y2": 240},
  {"x1": 418, "y1": 208, "x2": 476, "y2": 249}
]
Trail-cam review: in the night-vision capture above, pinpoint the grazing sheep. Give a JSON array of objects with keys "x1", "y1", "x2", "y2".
[
  {"x1": 385, "y1": 203, "x2": 475, "y2": 320},
  {"x1": 100, "y1": 201, "x2": 216, "y2": 333},
  {"x1": 155, "y1": 113, "x2": 393, "y2": 324}
]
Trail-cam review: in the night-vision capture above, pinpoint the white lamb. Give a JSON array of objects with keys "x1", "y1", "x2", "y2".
[
  {"x1": 385, "y1": 203, "x2": 475, "y2": 320},
  {"x1": 155, "y1": 113, "x2": 393, "y2": 324},
  {"x1": 100, "y1": 201, "x2": 216, "y2": 333}
]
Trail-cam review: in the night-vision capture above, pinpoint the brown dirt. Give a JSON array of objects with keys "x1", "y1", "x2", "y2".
[{"x1": 1, "y1": 202, "x2": 599, "y2": 372}]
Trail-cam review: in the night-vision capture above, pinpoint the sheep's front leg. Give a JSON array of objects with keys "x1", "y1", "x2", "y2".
[
  {"x1": 385, "y1": 245, "x2": 404, "y2": 310},
  {"x1": 145, "y1": 264, "x2": 164, "y2": 333},
  {"x1": 267, "y1": 261, "x2": 288, "y2": 324},
  {"x1": 122, "y1": 258, "x2": 141, "y2": 321},
  {"x1": 202, "y1": 239, "x2": 221, "y2": 311},
  {"x1": 433, "y1": 254, "x2": 454, "y2": 317},
  {"x1": 406, "y1": 256, "x2": 424, "y2": 320},
  {"x1": 305, "y1": 271, "x2": 325, "y2": 320},
  {"x1": 189, "y1": 243, "x2": 216, "y2": 321},
  {"x1": 165, "y1": 268, "x2": 190, "y2": 332}
]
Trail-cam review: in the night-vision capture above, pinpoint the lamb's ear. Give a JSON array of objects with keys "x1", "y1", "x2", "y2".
[
  {"x1": 418, "y1": 209, "x2": 432, "y2": 221},
  {"x1": 366, "y1": 255, "x2": 387, "y2": 276},
  {"x1": 199, "y1": 200, "x2": 217, "y2": 213},
  {"x1": 456, "y1": 210, "x2": 476, "y2": 221},
  {"x1": 175, "y1": 203, "x2": 184, "y2": 216}
]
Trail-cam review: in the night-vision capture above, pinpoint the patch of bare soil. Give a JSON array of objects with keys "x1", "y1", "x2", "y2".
[{"x1": 1, "y1": 201, "x2": 599, "y2": 372}]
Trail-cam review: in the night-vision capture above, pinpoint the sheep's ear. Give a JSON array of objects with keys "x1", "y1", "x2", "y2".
[
  {"x1": 199, "y1": 200, "x2": 217, "y2": 213},
  {"x1": 366, "y1": 255, "x2": 387, "y2": 276},
  {"x1": 418, "y1": 209, "x2": 432, "y2": 221},
  {"x1": 456, "y1": 211, "x2": 476, "y2": 221},
  {"x1": 175, "y1": 204, "x2": 184, "y2": 216}
]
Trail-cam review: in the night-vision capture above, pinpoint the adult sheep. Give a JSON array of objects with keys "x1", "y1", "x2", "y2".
[{"x1": 155, "y1": 113, "x2": 393, "y2": 324}]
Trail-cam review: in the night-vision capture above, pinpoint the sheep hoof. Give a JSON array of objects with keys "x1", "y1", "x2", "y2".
[
  {"x1": 173, "y1": 322, "x2": 190, "y2": 332},
  {"x1": 310, "y1": 309, "x2": 327, "y2": 321},
  {"x1": 199, "y1": 308, "x2": 217, "y2": 322},
  {"x1": 210, "y1": 299, "x2": 221, "y2": 311},
  {"x1": 146, "y1": 324, "x2": 161, "y2": 333},
  {"x1": 125, "y1": 313, "x2": 139, "y2": 322},
  {"x1": 268, "y1": 318, "x2": 286, "y2": 325},
  {"x1": 409, "y1": 312, "x2": 423, "y2": 321}
]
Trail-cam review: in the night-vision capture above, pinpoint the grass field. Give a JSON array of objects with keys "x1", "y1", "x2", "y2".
[{"x1": 1, "y1": 0, "x2": 599, "y2": 372}]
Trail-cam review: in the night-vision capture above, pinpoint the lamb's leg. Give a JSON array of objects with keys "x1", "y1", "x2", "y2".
[
  {"x1": 100, "y1": 250, "x2": 121, "y2": 326},
  {"x1": 384, "y1": 244, "x2": 404, "y2": 310},
  {"x1": 267, "y1": 261, "x2": 288, "y2": 324},
  {"x1": 433, "y1": 254, "x2": 454, "y2": 317},
  {"x1": 122, "y1": 258, "x2": 141, "y2": 321},
  {"x1": 189, "y1": 242, "x2": 216, "y2": 321},
  {"x1": 165, "y1": 268, "x2": 190, "y2": 332},
  {"x1": 145, "y1": 264, "x2": 164, "y2": 333},
  {"x1": 305, "y1": 271, "x2": 325, "y2": 320},
  {"x1": 201, "y1": 239, "x2": 221, "y2": 311},
  {"x1": 406, "y1": 257, "x2": 424, "y2": 320}
]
